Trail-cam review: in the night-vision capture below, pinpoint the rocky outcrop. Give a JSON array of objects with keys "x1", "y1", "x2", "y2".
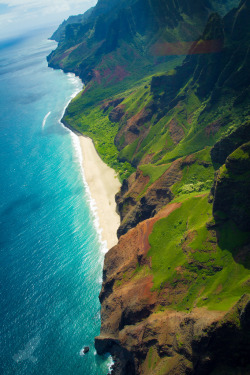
[
  {"x1": 109, "y1": 105, "x2": 125, "y2": 123},
  {"x1": 48, "y1": 1, "x2": 250, "y2": 374},
  {"x1": 101, "y1": 98, "x2": 124, "y2": 113},
  {"x1": 115, "y1": 152, "x2": 201, "y2": 237},
  {"x1": 96, "y1": 296, "x2": 250, "y2": 374},
  {"x1": 95, "y1": 201, "x2": 250, "y2": 373},
  {"x1": 116, "y1": 159, "x2": 183, "y2": 237},
  {"x1": 96, "y1": 132, "x2": 250, "y2": 374},
  {"x1": 98, "y1": 204, "x2": 181, "y2": 332},
  {"x1": 115, "y1": 106, "x2": 156, "y2": 152}
]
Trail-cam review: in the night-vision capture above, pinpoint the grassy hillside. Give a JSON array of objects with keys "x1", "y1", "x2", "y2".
[
  {"x1": 48, "y1": 0, "x2": 250, "y2": 373},
  {"x1": 48, "y1": 0, "x2": 249, "y2": 280},
  {"x1": 148, "y1": 192, "x2": 250, "y2": 312}
]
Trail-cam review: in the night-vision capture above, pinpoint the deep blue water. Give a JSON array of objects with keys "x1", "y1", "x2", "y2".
[{"x1": 0, "y1": 29, "x2": 110, "y2": 374}]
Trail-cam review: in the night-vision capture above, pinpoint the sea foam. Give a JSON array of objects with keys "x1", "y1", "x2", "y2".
[
  {"x1": 60, "y1": 72, "x2": 113, "y2": 372},
  {"x1": 58, "y1": 74, "x2": 108, "y2": 257},
  {"x1": 42, "y1": 111, "x2": 51, "y2": 128}
]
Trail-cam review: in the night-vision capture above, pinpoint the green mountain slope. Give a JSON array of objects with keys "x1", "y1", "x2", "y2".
[{"x1": 48, "y1": 0, "x2": 250, "y2": 373}]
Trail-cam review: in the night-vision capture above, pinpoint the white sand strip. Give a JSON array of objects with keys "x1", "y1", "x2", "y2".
[{"x1": 78, "y1": 136, "x2": 121, "y2": 250}]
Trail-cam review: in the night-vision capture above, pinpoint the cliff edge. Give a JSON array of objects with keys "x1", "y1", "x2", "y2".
[{"x1": 48, "y1": 0, "x2": 250, "y2": 373}]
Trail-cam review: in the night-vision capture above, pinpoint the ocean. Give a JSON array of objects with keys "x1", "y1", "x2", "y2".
[{"x1": 0, "y1": 29, "x2": 111, "y2": 374}]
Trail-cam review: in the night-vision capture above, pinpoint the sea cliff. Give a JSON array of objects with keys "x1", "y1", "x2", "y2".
[{"x1": 48, "y1": 0, "x2": 250, "y2": 373}]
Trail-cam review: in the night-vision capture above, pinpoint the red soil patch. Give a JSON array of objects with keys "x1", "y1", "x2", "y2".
[
  {"x1": 127, "y1": 108, "x2": 152, "y2": 129},
  {"x1": 126, "y1": 169, "x2": 150, "y2": 198},
  {"x1": 103, "y1": 203, "x2": 182, "y2": 285},
  {"x1": 93, "y1": 64, "x2": 129, "y2": 86},
  {"x1": 108, "y1": 65, "x2": 129, "y2": 84},
  {"x1": 139, "y1": 153, "x2": 155, "y2": 166},
  {"x1": 52, "y1": 43, "x2": 83, "y2": 64},
  {"x1": 205, "y1": 119, "x2": 224, "y2": 136},
  {"x1": 168, "y1": 119, "x2": 185, "y2": 144},
  {"x1": 137, "y1": 203, "x2": 182, "y2": 257}
]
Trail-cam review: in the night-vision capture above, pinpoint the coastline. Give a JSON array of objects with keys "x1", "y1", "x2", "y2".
[
  {"x1": 78, "y1": 135, "x2": 121, "y2": 250},
  {"x1": 58, "y1": 73, "x2": 121, "y2": 250},
  {"x1": 54, "y1": 63, "x2": 117, "y2": 373}
]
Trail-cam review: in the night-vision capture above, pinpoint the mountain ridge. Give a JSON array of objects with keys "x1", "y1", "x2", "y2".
[{"x1": 48, "y1": 0, "x2": 250, "y2": 373}]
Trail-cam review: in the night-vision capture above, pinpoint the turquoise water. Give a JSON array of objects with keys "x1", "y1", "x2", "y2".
[{"x1": 0, "y1": 29, "x2": 110, "y2": 374}]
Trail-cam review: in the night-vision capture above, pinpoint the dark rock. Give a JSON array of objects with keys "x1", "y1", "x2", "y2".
[
  {"x1": 109, "y1": 106, "x2": 125, "y2": 122},
  {"x1": 117, "y1": 187, "x2": 174, "y2": 238},
  {"x1": 128, "y1": 124, "x2": 140, "y2": 135},
  {"x1": 116, "y1": 159, "x2": 182, "y2": 237},
  {"x1": 83, "y1": 346, "x2": 89, "y2": 354},
  {"x1": 95, "y1": 337, "x2": 135, "y2": 375},
  {"x1": 101, "y1": 98, "x2": 124, "y2": 113},
  {"x1": 95, "y1": 337, "x2": 119, "y2": 355},
  {"x1": 97, "y1": 225, "x2": 250, "y2": 375}
]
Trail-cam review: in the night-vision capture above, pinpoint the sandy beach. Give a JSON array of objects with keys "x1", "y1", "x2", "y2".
[{"x1": 79, "y1": 136, "x2": 121, "y2": 250}]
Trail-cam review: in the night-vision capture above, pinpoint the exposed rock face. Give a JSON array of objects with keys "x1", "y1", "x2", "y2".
[
  {"x1": 48, "y1": 1, "x2": 250, "y2": 374},
  {"x1": 99, "y1": 204, "x2": 182, "y2": 333},
  {"x1": 168, "y1": 119, "x2": 185, "y2": 144},
  {"x1": 109, "y1": 105, "x2": 125, "y2": 123},
  {"x1": 95, "y1": 203, "x2": 250, "y2": 373},
  {"x1": 96, "y1": 300, "x2": 250, "y2": 374},
  {"x1": 101, "y1": 98, "x2": 124, "y2": 113},
  {"x1": 115, "y1": 107, "x2": 155, "y2": 152},
  {"x1": 116, "y1": 160, "x2": 182, "y2": 237},
  {"x1": 115, "y1": 155, "x2": 199, "y2": 237},
  {"x1": 96, "y1": 132, "x2": 250, "y2": 374}
]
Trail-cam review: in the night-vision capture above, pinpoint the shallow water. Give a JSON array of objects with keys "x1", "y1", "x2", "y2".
[{"x1": 0, "y1": 28, "x2": 110, "y2": 375}]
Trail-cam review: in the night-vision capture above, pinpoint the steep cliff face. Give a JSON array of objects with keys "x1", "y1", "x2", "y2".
[
  {"x1": 48, "y1": 0, "x2": 236, "y2": 82},
  {"x1": 48, "y1": 0, "x2": 250, "y2": 373},
  {"x1": 113, "y1": 0, "x2": 250, "y2": 237},
  {"x1": 115, "y1": 161, "x2": 181, "y2": 237},
  {"x1": 96, "y1": 295, "x2": 250, "y2": 375},
  {"x1": 94, "y1": 2, "x2": 250, "y2": 373},
  {"x1": 95, "y1": 141, "x2": 250, "y2": 373},
  {"x1": 95, "y1": 190, "x2": 250, "y2": 373}
]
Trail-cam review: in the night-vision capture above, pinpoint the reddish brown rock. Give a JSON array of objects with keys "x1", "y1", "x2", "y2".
[
  {"x1": 116, "y1": 159, "x2": 183, "y2": 237},
  {"x1": 168, "y1": 118, "x2": 185, "y2": 144},
  {"x1": 101, "y1": 98, "x2": 124, "y2": 113},
  {"x1": 95, "y1": 203, "x2": 250, "y2": 374},
  {"x1": 109, "y1": 105, "x2": 125, "y2": 122}
]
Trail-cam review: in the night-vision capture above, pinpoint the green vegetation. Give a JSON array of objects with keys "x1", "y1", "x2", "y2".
[
  {"x1": 62, "y1": 54, "x2": 184, "y2": 180},
  {"x1": 148, "y1": 195, "x2": 250, "y2": 311},
  {"x1": 64, "y1": 103, "x2": 135, "y2": 180},
  {"x1": 172, "y1": 148, "x2": 216, "y2": 196},
  {"x1": 49, "y1": 1, "x2": 250, "y2": 373},
  {"x1": 147, "y1": 347, "x2": 153, "y2": 370},
  {"x1": 119, "y1": 139, "x2": 139, "y2": 163},
  {"x1": 50, "y1": 0, "x2": 250, "y2": 318},
  {"x1": 229, "y1": 141, "x2": 250, "y2": 164},
  {"x1": 138, "y1": 163, "x2": 171, "y2": 197},
  {"x1": 145, "y1": 346, "x2": 160, "y2": 373}
]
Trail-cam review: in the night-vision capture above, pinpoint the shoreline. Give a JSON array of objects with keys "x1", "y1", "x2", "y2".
[
  {"x1": 78, "y1": 135, "x2": 121, "y2": 250},
  {"x1": 58, "y1": 74, "x2": 121, "y2": 250},
  {"x1": 60, "y1": 119, "x2": 121, "y2": 251}
]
